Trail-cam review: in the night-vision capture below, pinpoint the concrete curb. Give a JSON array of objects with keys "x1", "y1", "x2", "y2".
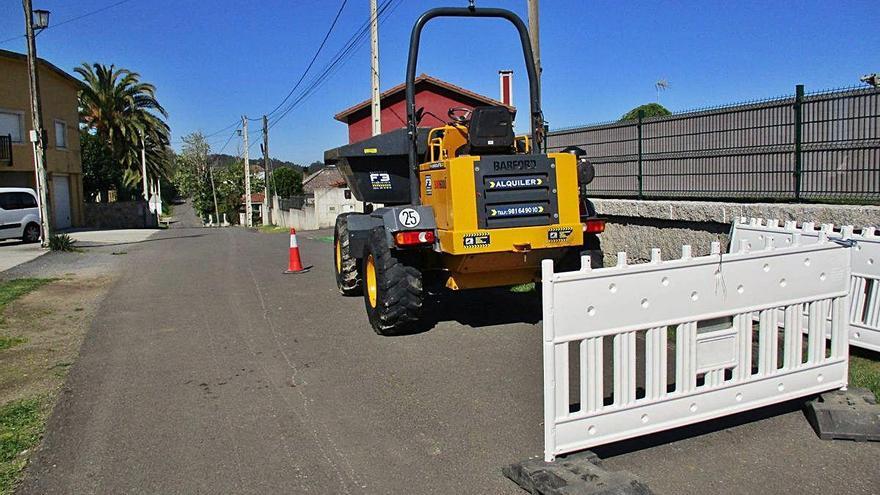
[{"x1": 503, "y1": 451, "x2": 653, "y2": 495}]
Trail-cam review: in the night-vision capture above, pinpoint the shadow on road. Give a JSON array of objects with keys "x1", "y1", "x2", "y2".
[
  {"x1": 411, "y1": 286, "x2": 542, "y2": 333},
  {"x1": 76, "y1": 233, "x2": 206, "y2": 248},
  {"x1": 588, "y1": 396, "x2": 809, "y2": 459}
]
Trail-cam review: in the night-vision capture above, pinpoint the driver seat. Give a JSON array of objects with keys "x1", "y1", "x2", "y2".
[{"x1": 461, "y1": 106, "x2": 515, "y2": 156}]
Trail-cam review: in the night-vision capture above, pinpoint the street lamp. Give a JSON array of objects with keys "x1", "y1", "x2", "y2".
[
  {"x1": 22, "y1": 0, "x2": 53, "y2": 247},
  {"x1": 32, "y1": 9, "x2": 49, "y2": 31}
]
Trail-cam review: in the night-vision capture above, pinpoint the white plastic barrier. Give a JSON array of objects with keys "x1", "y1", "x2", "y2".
[
  {"x1": 541, "y1": 236, "x2": 850, "y2": 461},
  {"x1": 731, "y1": 218, "x2": 879, "y2": 352}
]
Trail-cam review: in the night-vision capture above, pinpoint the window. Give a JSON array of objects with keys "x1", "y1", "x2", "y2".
[
  {"x1": 0, "y1": 192, "x2": 37, "y2": 210},
  {"x1": 0, "y1": 111, "x2": 23, "y2": 143},
  {"x1": 17, "y1": 192, "x2": 37, "y2": 208},
  {"x1": 54, "y1": 120, "x2": 67, "y2": 149}
]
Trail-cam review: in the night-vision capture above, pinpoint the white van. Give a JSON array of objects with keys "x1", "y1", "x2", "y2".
[{"x1": 0, "y1": 188, "x2": 41, "y2": 243}]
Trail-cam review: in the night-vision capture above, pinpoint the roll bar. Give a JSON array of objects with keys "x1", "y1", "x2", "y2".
[{"x1": 405, "y1": 6, "x2": 544, "y2": 204}]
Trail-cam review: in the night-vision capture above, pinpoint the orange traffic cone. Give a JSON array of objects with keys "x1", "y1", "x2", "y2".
[{"x1": 284, "y1": 228, "x2": 311, "y2": 274}]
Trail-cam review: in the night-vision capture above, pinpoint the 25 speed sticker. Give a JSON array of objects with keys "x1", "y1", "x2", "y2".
[
  {"x1": 462, "y1": 233, "x2": 490, "y2": 248},
  {"x1": 548, "y1": 228, "x2": 573, "y2": 242}
]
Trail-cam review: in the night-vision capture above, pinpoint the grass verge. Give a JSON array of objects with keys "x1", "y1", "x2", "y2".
[
  {"x1": 257, "y1": 225, "x2": 287, "y2": 234},
  {"x1": 0, "y1": 279, "x2": 53, "y2": 326},
  {"x1": 0, "y1": 338, "x2": 26, "y2": 351},
  {"x1": 849, "y1": 351, "x2": 880, "y2": 398},
  {"x1": 510, "y1": 282, "x2": 536, "y2": 293},
  {"x1": 0, "y1": 397, "x2": 47, "y2": 494}
]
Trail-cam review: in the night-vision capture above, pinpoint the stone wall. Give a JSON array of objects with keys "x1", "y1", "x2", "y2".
[
  {"x1": 84, "y1": 201, "x2": 158, "y2": 230},
  {"x1": 593, "y1": 199, "x2": 880, "y2": 265}
]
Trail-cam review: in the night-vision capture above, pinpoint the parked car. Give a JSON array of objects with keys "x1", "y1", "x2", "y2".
[{"x1": 0, "y1": 188, "x2": 41, "y2": 243}]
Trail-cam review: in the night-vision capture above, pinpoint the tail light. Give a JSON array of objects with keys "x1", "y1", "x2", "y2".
[
  {"x1": 583, "y1": 218, "x2": 606, "y2": 234},
  {"x1": 394, "y1": 230, "x2": 435, "y2": 246}
]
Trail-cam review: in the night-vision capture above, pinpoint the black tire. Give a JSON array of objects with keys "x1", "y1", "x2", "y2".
[
  {"x1": 362, "y1": 227, "x2": 424, "y2": 335},
  {"x1": 584, "y1": 234, "x2": 604, "y2": 268},
  {"x1": 557, "y1": 235, "x2": 604, "y2": 272},
  {"x1": 22, "y1": 222, "x2": 40, "y2": 244},
  {"x1": 334, "y1": 214, "x2": 361, "y2": 296}
]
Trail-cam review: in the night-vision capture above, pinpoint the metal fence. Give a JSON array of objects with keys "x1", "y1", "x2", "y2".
[
  {"x1": 0, "y1": 135, "x2": 12, "y2": 166},
  {"x1": 546, "y1": 85, "x2": 880, "y2": 203}
]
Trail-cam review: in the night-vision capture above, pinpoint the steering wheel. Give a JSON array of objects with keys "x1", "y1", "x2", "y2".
[{"x1": 447, "y1": 107, "x2": 472, "y2": 124}]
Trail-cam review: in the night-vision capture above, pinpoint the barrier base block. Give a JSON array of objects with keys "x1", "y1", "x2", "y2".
[
  {"x1": 503, "y1": 451, "x2": 653, "y2": 495},
  {"x1": 805, "y1": 387, "x2": 880, "y2": 442}
]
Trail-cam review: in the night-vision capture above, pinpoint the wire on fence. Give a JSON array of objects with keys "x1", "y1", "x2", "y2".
[{"x1": 546, "y1": 85, "x2": 880, "y2": 203}]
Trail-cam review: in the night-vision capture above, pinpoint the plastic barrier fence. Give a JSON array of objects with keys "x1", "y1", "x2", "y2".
[
  {"x1": 731, "y1": 218, "x2": 879, "y2": 352},
  {"x1": 541, "y1": 236, "x2": 850, "y2": 461}
]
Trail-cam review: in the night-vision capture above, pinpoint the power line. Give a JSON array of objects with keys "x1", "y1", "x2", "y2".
[
  {"x1": 214, "y1": 127, "x2": 240, "y2": 156},
  {"x1": 268, "y1": 0, "x2": 400, "y2": 131},
  {"x1": 171, "y1": 119, "x2": 241, "y2": 145},
  {"x1": 264, "y1": 0, "x2": 349, "y2": 119},
  {"x1": 0, "y1": 0, "x2": 136, "y2": 45},
  {"x1": 186, "y1": 0, "x2": 355, "y2": 144},
  {"x1": 268, "y1": 0, "x2": 394, "y2": 128}
]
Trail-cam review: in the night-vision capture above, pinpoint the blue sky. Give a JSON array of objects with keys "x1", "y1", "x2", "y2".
[{"x1": 1, "y1": 0, "x2": 877, "y2": 164}]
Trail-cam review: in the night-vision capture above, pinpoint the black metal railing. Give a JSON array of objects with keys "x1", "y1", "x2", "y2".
[
  {"x1": 0, "y1": 134, "x2": 12, "y2": 166},
  {"x1": 546, "y1": 85, "x2": 880, "y2": 203}
]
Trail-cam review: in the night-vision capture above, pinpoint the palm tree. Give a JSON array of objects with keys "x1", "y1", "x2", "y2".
[{"x1": 76, "y1": 63, "x2": 171, "y2": 189}]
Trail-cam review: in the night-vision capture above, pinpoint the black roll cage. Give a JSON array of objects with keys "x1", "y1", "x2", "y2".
[{"x1": 405, "y1": 6, "x2": 544, "y2": 204}]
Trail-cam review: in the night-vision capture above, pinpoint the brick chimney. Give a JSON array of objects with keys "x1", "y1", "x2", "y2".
[{"x1": 498, "y1": 70, "x2": 513, "y2": 107}]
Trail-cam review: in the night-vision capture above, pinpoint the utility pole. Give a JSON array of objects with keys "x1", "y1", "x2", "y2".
[
  {"x1": 209, "y1": 164, "x2": 220, "y2": 227},
  {"x1": 141, "y1": 132, "x2": 149, "y2": 201},
  {"x1": 527, "y1": 0, "x2": 541, "y2": 88},
  {"x1": 242, "y1": 116, "x2": 253, "y2": 227},
  {"x1": 262, "y1": 115, "x2": 270, "y2": 224},
  {"x1": 370, "y1": 0, "x2": 381, "y2": 136},
  {"x1": 22, "y1": 0, "x2": 51, "y2": 247},
  {"x1": 156, "y1": 177, "x2": 163, "y2": 216}
]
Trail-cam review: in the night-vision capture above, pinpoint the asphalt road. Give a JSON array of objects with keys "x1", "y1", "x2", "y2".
[{"x1": 19, "y1": 222, "x2": 880, "y2": 494}]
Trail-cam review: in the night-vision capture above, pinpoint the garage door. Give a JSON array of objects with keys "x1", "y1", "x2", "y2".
[{"x1": 52, "y1": 175, "x2": 71, "y2": 229}]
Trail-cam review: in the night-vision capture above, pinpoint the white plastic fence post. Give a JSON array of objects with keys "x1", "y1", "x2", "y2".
[{"x1": 541, "y1": 259, "x2": 557, "y2": 462}]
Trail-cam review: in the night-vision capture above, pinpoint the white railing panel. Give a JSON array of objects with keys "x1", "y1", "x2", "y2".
[
  {"x1": 731, "y1": 218, "x2": 879, "y2": 352},
  {"x1": 549, "y1": 241, "x2": 850, "y2": 341},
  {"x1": 541, "y1": 237, "x2": 850, "y2": 461}
]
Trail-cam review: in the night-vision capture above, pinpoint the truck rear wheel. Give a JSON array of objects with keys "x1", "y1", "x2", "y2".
[
  {"x1": 557, "y1": 235, "x2": 604, "y2": 272},
  {"x1": 334, "y1": 214, "x2": 361, "y2": 296},
  {"x1": 362, "y1": 227, "x2": 424, "y2": 335}
]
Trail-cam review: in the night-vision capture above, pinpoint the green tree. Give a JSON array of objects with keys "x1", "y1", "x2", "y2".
[
  {"x1": 307, "y1": 160, "x2": 325, "y2": 174},
  {"x1": 214, "y1": 161, "x2": 246, "y2": 224},
  {"x1": 171, "y1": 132, "x2": 214, "y2": 217},
  {"x1": 80, "y1": 129, "x2": 122, "y2": 202},
  {"x1": 76, "y1": 63, "x2": 171, "y2": 191},
  {"x1": 271, "y1": 166, "x2": 303, "y2": 198},
  {"x1": 620, "y1": 103, "x2": 671, "y2": 121}
]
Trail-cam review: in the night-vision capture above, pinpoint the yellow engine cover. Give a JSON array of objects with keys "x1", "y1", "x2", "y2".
[{"x1": 419, "y1": 152, "x2": 583, "y2": 289}]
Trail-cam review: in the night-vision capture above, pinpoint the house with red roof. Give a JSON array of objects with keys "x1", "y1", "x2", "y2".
[{"x1": 334, "y1": 73, "x2": 514, "y2": 144}]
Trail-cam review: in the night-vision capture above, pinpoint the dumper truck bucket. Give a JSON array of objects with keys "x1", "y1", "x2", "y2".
[{"x1": 324, "y1": 127, "x2": 430, "y2": 205}]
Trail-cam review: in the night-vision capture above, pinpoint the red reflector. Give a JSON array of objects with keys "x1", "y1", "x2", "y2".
[
  {"x1": 395, "y1": 230, "x2": 435, "y2": 246},
  {"x1": 583, "y1": 219, "x2": 606, "y2": 234}
]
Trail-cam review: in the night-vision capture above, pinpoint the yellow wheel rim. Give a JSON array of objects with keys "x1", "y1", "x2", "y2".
[
  {"x1": 366, "y1": 254, "x2": 378, "y2": 308},
  {"x1": 335, "y1": 238, "x2": 342, "y2": 273}
]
